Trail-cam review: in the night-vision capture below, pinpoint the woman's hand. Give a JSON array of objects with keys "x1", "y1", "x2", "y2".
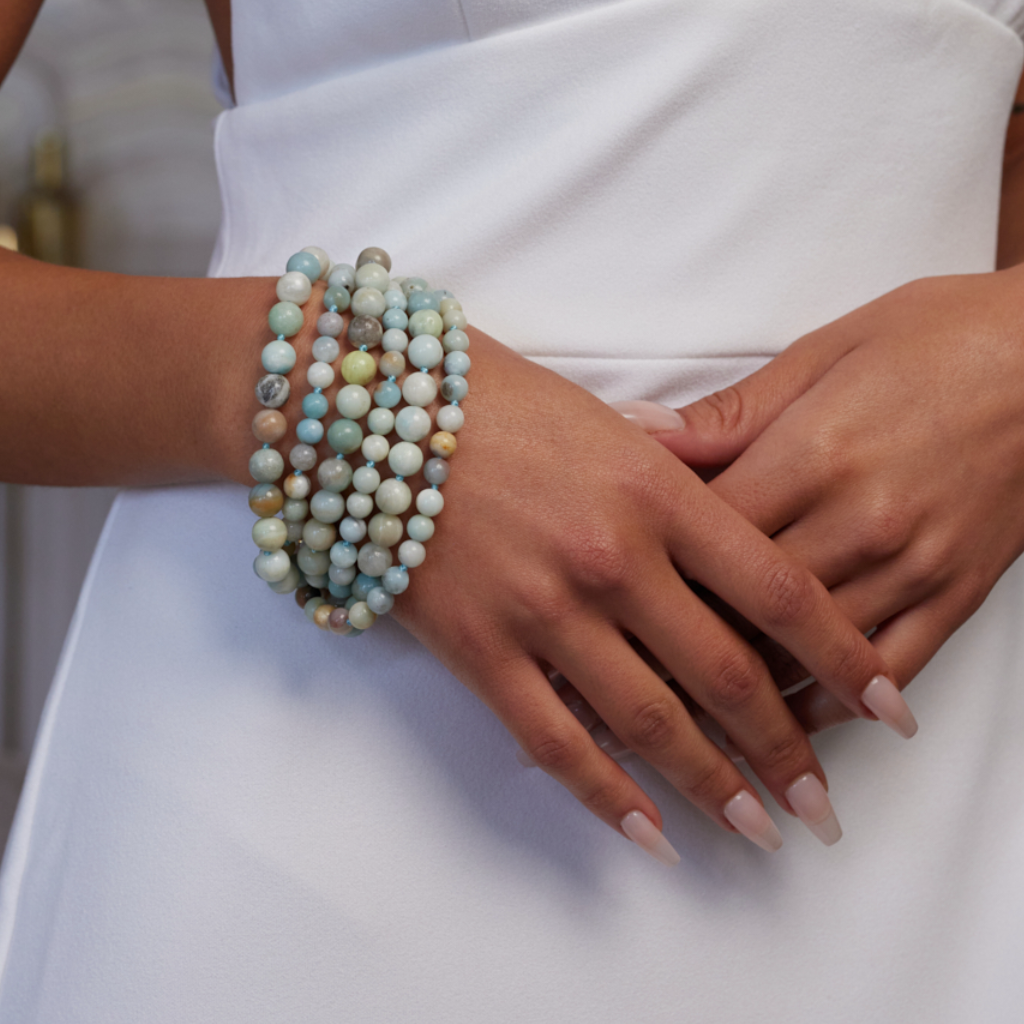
[
  {"x1": 650, "y1": 267, "x2": 1024, "y2": 734},
  {"x1": 390, "y1": 329, "x2": 902, "y2": 858}
]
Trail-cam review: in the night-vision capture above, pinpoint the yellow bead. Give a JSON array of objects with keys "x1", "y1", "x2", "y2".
[
  {"x1": 429, "y1": 431, "x2": 457, "y2": 459},
  {"x1": 342, "y1": 350, "x2": 377, "y2": 386},
  {"x1": 313, "y1": 603, "x2": 334, "y2": 631}
]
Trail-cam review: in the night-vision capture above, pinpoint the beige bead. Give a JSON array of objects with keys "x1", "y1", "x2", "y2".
[
  {"x1": 284, "y1": 473, "x2": 312, "y2": 500},
  {"x1": 248, "y1": 483, "x2": 284, "y2": 517},
  {"x1": 313, "y1": 603, "x2": 334, "y2": 631},
  {"x1": 429, "y1": 431, "x2": 457, "y2": 459},
  {"x1": 368, "y1": 512, "x2": 404, "y2": 548},
  {"x1": 439, "y1": 297, "x2": 462, "y2": 315},
  {"x1": 252, "y1": 409, "x2": 287, "y2": 444},
  {"x1": 379, "y1": 350, "x2": 406, "y2": 378}
]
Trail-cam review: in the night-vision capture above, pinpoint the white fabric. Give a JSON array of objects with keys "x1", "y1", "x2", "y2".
[{"x1": 3, "y1": 1, "x2": 1024, "y2": 1020}]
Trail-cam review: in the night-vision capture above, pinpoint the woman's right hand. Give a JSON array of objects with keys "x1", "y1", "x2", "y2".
[{"x1": 391, "y1": 328, "x2": 903, "y2": 861}]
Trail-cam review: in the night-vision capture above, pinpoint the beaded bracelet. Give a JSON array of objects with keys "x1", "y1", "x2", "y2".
[{"x1": 248, "y1": 246, "x2": 469, "y2": 636}]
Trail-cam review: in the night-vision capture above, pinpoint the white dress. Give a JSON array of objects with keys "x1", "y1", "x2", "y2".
[{"x1": 2, "y1": 2, "x2": 1024, "y2": 1020}]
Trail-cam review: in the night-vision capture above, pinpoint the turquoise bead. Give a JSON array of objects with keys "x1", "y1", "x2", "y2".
[
  {"x1": 330, "y1": 541, "x2": 358, "y2": 568},
  {"x1": 441, "y1": 375, "x2": 469, "y2": 402},
  {"x1": 328, "y1": 264, "x2": 355, "y2": 291},
  {"x1": 408, "y1": 308, "x2": 443, "y2": 338},
  {"x1": 311, "y1": 335, "x2": 340, "y2": 363},
  {"x1": 444, "y1": 351, "x2": 471, "y2": 376},
  {"x1": 261, "y1": 339, "x2": 296, "y2": 374},
  {"x1": 287, "y1": 251, "x2": 322, "y2": 284},
  {"x1": 327, "y1": 418, "x2": 364, "y2": 455},
  {"x1": 296, "y1": 418, "x2": 324, "y2": 445},
  {"x1": 323, "y1": 285, "x2": 351, "y2": 313},
  {"x1": 384, "y1": 288, "x2": 408, "y2": 311},
  {"x1": 249, "y1": 447, "x2": 284, "y2": 483},
  {"x1": 302, "y1": 392, "x2": 329, "y2": 419},
  {"x1": 382, "y1": 566, "x2": 410, "y2": 595},
  {"x1": 373, "y1": 380, "x2": 402, "y2": 408},
  {"x1": 408, "y1": 335, "x2": 444, "y2": 370},
  {"x1": 382, "y1": 308, "x2": 409, "y2": 330},
  {"x1": 407, "y1": 290, "x2": 441, "y2": 314},
  {"x1": 328, "y1": 581, "x2": 353, "y2": 599},
  {"x1": 352, "y1": 573, "x2": 378, "y2": 601},
  {"x1": 268, "y1": 301, "x2": 304, "y2": 338}
]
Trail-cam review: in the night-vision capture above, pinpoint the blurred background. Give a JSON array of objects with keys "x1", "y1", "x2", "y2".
[{"x1": 0, "y1": 0, "x2": 223, "y2": 852}]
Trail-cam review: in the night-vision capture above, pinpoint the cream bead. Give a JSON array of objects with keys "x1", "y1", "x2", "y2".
[
  {"x1": 348, "y1": 601, "x2": 377, "y2": 630},
  {"x1": 375, "y1": 478, "x2": 412, "y2": 515},
  {"x1": 402, "y1": 372, "x2": 437, "y2": 407},
  {"x1": 303, "y1": 519, "x2": 337, "y2": 551},
  {"x1": 283, "y1": 473, "x2": 312, "y2": 500},
  {"x1": 436, "y1": 404, "x2": 465, "y2": 433},
  {"x1": 347, "y1": 492, "x2": 374, "y2": 519},
  {"x1": 416, "y1": 487, "x2": 445, "y2": 517},
  {"x1": 395, "y1": 406, "x2": 432, "y2": 442},
  {"x1": 398, "y1": 540, "x2": 426, "y2": 569},
  {"x1": 339, "y1": 516, "x2": 367, "y2": 543},
  {"x1": 361, "y1": 433, "x2": 390, "y2": 462},
  {"x1": 307, "y1": 361, "x2": 336, "y2": 389},
  {"x1": 267, "y1": 563, "x2": 302, "y2": 594},
  {"x1": 276, "y1": 270, "x2": 313, "y2": 305},
  {"x1": 336, "y1": 384, "x2": 372, "y2": 420},
  {"x1": 254, "y1": 549, "x2": 291, "y2": 583},
  {"x1": 388, "y1": 441, "x2": 424, "y2": 477},
  {"x1": 439, "y1": 297, "x2": 462, "y2": 315},
  {"x1": 351, "y1": 286, "x2": 387, "y2": 318},
  {"x1": 442, "y1": 308, "x2": 468, "y2": 331},
  {"x1": 301, "y1": 245, "x2": 331, "y2": 279},
  {"x1": 368, "y1": 512, "x2": 404, "y2": 548},
  {"x1": 354, "y1": 261, "x2": 391, "y2": 292},
  {"x1": 353, "y1": 466, "x2": 381, "y2": 494},
  {"x1": 252, "y1": 517, "x2": 288, "y2": 551}
]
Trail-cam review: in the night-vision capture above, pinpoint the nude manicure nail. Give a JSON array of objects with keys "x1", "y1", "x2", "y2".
[
  {"x1": 609, "y1": 400, "x2": 685, "y2": 433},
  {"x1": 723, "y1": 791, "x2": 783, "y2": 852},
  {"x1": 786, "y1": 773, "x2": 842, "y2": 846},
  {"x1": 621, "y1": 810, "x2": 681, "y2": 866},
  {"x1": 861, "y1": 675, "x2": 918, "y2": 739}
]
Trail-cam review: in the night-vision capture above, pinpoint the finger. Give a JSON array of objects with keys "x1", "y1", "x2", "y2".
[
  {"x1": 489, "y1": 654, "x2": 681, "y2": 866},
  {"x1": 553, "y1": 625, "x2": 789, "y2": 852}
]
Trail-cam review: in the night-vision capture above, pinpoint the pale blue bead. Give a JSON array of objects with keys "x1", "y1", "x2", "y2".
[
  {"x1": 327, "y1": 418, "x2": 363, "y2": 454},
  {"x1": 367, "y1": 587, "x2": 395, "y2": 615},
  {"x1": 368, "y1": 407, "x2": 395, "y2": 436},
  {"x1": 373, "y1": 380, "x2": 402, "y2": 408},
  {"x1": 382, "y1": 308, "x2": 409, "y2": 331},
  {"x1": 401, "y1": 276, "x2": 429, "y2": 297},
  {"x1": 407, "y1": 514, "x2": 435, "y2": 542},
  {"x1": 352, "y1": 573, "x2": 377, "y2": 601},
  {"x1": 268, "y1": 301, "x2": 304, "y2": 338},
  {"x1": 382, "y1": 328, "x2": 408, "y2": 352},
  {"x1": 336, "y1": 384, "x2": 372, "y2": 420},
  {"x1": 383, "y1": 288, "x2": 408, "y2": 311},
  {"x1": 395, "y1": 406, "x2": 432, "y2": 442},
  {"x1": 444, "y1": 351, "x2": 471, "y2": 376},
  {"x1": 443, "y1": 328, "x2": 470, "y2": 353},
  {"x1": 302, "y1": 392, "x2": 329, "y2": 419},
  {"x1": 423, "y1": 457, "x2": 450, "y2": 486},
  {"x1": 261, "y1": 339, "x2": 296, "y2": 374},
  {"x1": 329, "y1": 563, "x2": 357, "y2": 586},
  {"x1": 328, "y1": 581, "x2": 352, "y2": 600},
  {"x1": 330, "y1": 540, "x2": 359, "y2": 568},
  {"x1": 286, "y1": 251, "x2": 322, "y2": 284},
  {"x1": 357, "y1": 542, "x2": 392, "y2": 578},
  {"x1": 382, "y1": 566, "x2": 410, "y2": 595},
  {"x1": 407, "y1": 290, "x2": 441, "y2": 314},
  {"x1": 408, "y1": 334, "x2": 444, "y2": 370},
  {"x1": 311, "y1": 336, "x2": 340, "y2": 363},
  {"x1": 408, "y1": 308, "x2": 443, "y2": 338},
  {"x1": 249, "y1": 448, "x2": 284, "y2": 483},
  {"x1": 388, "y1": 441, "x2": 424, "y2": 476},
  {"x1": 296, "y1": 418, "x2": 324, "y2": 444},
  {"x1": 328, "y1": 264, "x2": 355, "y2": 290},
  {"x1": 340, "y1": 519, "x2": 367, "y2": 546},
  {"x1": 323, "y1": 285, "x2": 351, "y2": 313},
  {"x1": 310, "y1": 490, "x2": 345, "y2": 523},
  {"x1": 441, "y1": 375, "x2": 469, "y2": 402}
]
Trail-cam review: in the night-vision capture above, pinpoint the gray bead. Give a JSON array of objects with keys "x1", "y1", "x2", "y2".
[
  {"x1": 289, "y1": 444, "x2": 318, "y2": 472},
  {"x1": 318, "y1": 458, "x2": 353, "y2": 492},
  {"x1": 255, "y1": 374, "x2": 290, "y2": 409},
  {"x1": 317, "y1": 311, "x2": 344, "y2": 338},
  {"x1": 297, "y1": 546, "x2": 331, "y2": 576},
  {"x1": 423, "y1": 457, "x2": 451, "y2": 486},
  {"x1": 357, "y1": 542, "x2": 393, "y2": 578},
  {"x1": 312, "y1": 335, "x2": 341, "y2": 363},
  {"x1": 249, "y1": 447, "x2": 285, "y2": 483},
  {"x1": 310, "y1": 490, "x2": 345, "y2": 523},
  {"x1": 366, "y1": 587, "x2": 395, "y2": 615},
  {"x1": 348, "y1": 315, "x2": 383, "y2": 350},
  {"x1": 356, "y1": 246, "x2": 392, "y2": 272},
  {"x1": 382, "y1": 566, "x2": 409, "y2": 595},
  {"x1": 329, "y1": 563, "x2": 357, "y2": 586},
  {"x1": 285, "y1": 520, "x2": 304, "y2": 543},
  {"x1": 441, "y1": 375, "x2": 469, "y2": 402}
]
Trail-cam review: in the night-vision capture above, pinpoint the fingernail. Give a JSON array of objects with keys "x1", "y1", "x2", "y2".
[
  {"x1": 860, "y1": 675, "x2": 918, "y2": 739},
  {"x1": 620, "y1": 810, "x2": 681, "y2": 867},
  {"x1": 609, "y1": 400, "x2": 685, "y2": 433},
  {"x1": 566, "y1": 698, "x2": 600, "y2": 732},
  {"x1": 591, "y1": 723, "x2": 631, "y2": 760},
  {"x1": 785, "y1": 773, "x2": 842, "y2": 846},
  {"x1": 723, "y1": 791, "x2": 783, "y2": 853}
]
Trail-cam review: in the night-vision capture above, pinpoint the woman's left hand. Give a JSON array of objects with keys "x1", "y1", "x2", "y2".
[{"x1": 641, "y1": 267, "x2": 1024, "y2": 734}]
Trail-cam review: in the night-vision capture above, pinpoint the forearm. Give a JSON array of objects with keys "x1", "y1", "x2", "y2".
[{"x1": 0, "y1": 248, "x2": 271, "y2": 487}]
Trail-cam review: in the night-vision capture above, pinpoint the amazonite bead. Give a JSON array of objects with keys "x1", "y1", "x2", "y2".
[
  {"x1": 442, "y1": 308, "x2": 468, "y2": 331},
  {"x1": 375, "y1": 478, "x2": 412, "y2": 515},
  {"x1": 267, "y1": 563, "x2": 302, "y2": 594},
  {"x1": 356, "y1": 246, "x2": 392, "y2": 272},
  {"x1": 296, "y1": 418, "x2": 324, "y2": 445},
  {"x1": 423, "y1": 457, "x2": 451, "y2": 486},
  {"x1": 382, "y1": 566, "x2": 409, "y2": 595},
  {"x1": 408, "y1": 308, "x2": 443, "y2": 338},
  {"x1": 318, "y1": 458, "x2": 353, "y2": 492},
  {"x1": 407, "y1": 290, "x2": 441, "y2": 314},
  {"x1": 430, "y1": 431, "x2": 457, "y2": 459},
  {"x1": 297, "y1": 546, "x2": 330, "y2": 576},
  {"x1": 348, "y1": 601, "x2": 377, "y2": 630},
  {"x1": 289, "y1": 443, "x2": 317, "y2": 472},
  {"x1": 255, "y1": 374, "x2": 290, "y2": 409},
  {"x1": 368, "y1": 407, "x2": 395, "y2": 436},
  {"x1": 382, "y1": 328, "x2": 408, "y2": 352},
  {"x1": 443, "y1": 328, "x2": 470, "y2": 353},
  {"x1": 361, "y1": 434, "x2": 390, "y2": 462},
  {"x1": 284, "y1": 472, "x2": 312, "y2": 500},
  {"x1": 402, "y1": 372, "x2": 437, "y2": 407},
  {"x1": 327, "y1": 418, "x2": 363, "y2": 454},
  {"x1": 388, "y1": 441, "x2": 424, "y2": 476},
  {"x1": 287, "y1": 251, "x2": 321, "y2": 284},
  {"x1": 357, "y1": 543, "x2": 392, "y2": 578},
  {"x1": 327, "y1": 607, "x2": 354, "y2": 634},
  {"x1": 352, "y1": 574, "x2": 377, "y2": 601},
  {"x1": 254, "y1": 549, "x2": 291, "y2": 582},
  {"x1": 398, "y1": 539, "x2": 426, "y2": 569},
  {"x1": 444, "y1": 351, "x2": 471, "y2": 376},
  {"x1": 302, "y1": 596, "x2": 325, "y2": 622},
  {"x1": 442, "y1": 375, "x2": 469, "y2": 402},
  {"x1": 368, "y1": 512, "x2": 403, "y2": 548},
  {"x1": 341, "y1": 351, "x2": 376, "y2": 387},
  {"x1": 311, "y1": 334, "x2": 340, "y2": 362},
  {"x1": 331, "y1": 541, "x2": 358, "y2": 568},
  {"x1": 439, "y1": 297, "x2": 462, "y2": 315},
  {"x1": 307, "y1": 361, "x2": 335, "y2": 390},
  {"x1": 303, "y1": 519, "x2": 337, "y2": 551},
  {"x1": 285, "y1": 519, "x2": 304, "y2": 543},
  {"x1": 348, "y1": 315, "x2": 383, "y2": 349},
  {"x1": 401, "y1": 276, "x2": 428, "y2": 297},
  {"x1": 353, "y1": 466, "x2": 381, "y2": 494},
  {"x1": 268, "y1": 300, "x2": 304, "y2": 337},
  {"x1": 347, "y1": 492, "x2": 374, "y2": 519},
  {"x1": 328, "y1": 264, "x2": 355, "y2": 291},
  {"x1": 323, "y1": 285, "x2": 351, "y2": 312},
  {"x1": 366, "y1": 587, "x2": 394, "y2": 615},
  {"x1": 249, "y1": 448, "x2": 284, "y2": 483},
  {"x1": 395, "y1": 406, "x2": 431, "y2": 442},
  {"x1": 336, "y1": 384, "x2": 372, "y2": 420},
  {"x1": 379, "y1": 351, "x2": 406, "y2": 378},
  {"x1": 301, "y1": 245, "x2": 331, "y2": 279},
  {"x1": 329, "y1": 563, "x2": 356, "y2": 586},
  {"x1": 407, "y1": 514, "x2": 435, "y2": 542},
  {"x1": 382, "y1": 308, "x2": 409, "y2": 331},
  {"x1": 317, "y1": 311, "x2": 344, "y2": 339},
  {"x1": 305, "y1": 572, "x2": 329, "y2": 589},
  {"x1": 261, "y1": 339, "x2": 296, "y2": 374},
  {"x1": 249, "y1": 483, "x2": 284, "y2": 517},
  {"x1": 408, "y1": 334, "x2": 444, "y2": 369},
  {"x1": 328, "y1": 581, "x2": 352, "y2": 601},
  {"x1": 383, "y1": 288, "x2": 407, "y2": 310},
  {"x1": 351, "y1": 287, "x2": 386, "y2": 318},
  {"x1": 416, "y1": 488, "x2": 445, "y2": 517},
  {"x1": 436, "y1": 404, "x2": 464, "y2": 433},
  {"x1": 252, "y1": 408, "x2": 287, "y2": 443},
  {"x1": 340, "y1": 517, "x2": 367, "y2": 543},
  {"x1": 313, "y1": 602, "x2": 334, "y2": 630},
  {"x1": 252, "y1": 517, "x2": 287, "y2": 550},
  {"x1": 354, "y1": 262, "x2": 390, "y2": 293},
  {"x1": 276, "y1": 270, "x2": 312, "y2": 305},
  {"x1": 373, "y1": 380, "x2": 402, "y2": 409},
  {"x1": 310, "y1": 490, "x2": 345, "y2": 523},
  {"x1": 302, "y1": 391, "x2": 330, "y2": 420},
  {"x1": 282, "y1": 497, "x2": 308, "y2": 521}
]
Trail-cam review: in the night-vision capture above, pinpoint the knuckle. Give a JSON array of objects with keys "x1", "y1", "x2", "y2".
[
  {"x1": 759, "y1": 562, "x2": 816, "y2": 630},
  {"x1": 620, "y1": 696, "x2": 678, "y2": 752},
  {"x1": 700, "y1": 385, "x2": 747, "y2": 437},
  {"x1": 951, "y1": 568, "x2": 991, "y2": 619},
  {"x1": 707, "y1": 648, "x2": 764, "y2": 713},
  {"x1": 563, "y1": 522, "x2": 633, "y2": 593},
  {"x1": 684, "y1": 757, "x2": 733, "y2": 807},
  {"x1": 527, "y1": 726, "x2": 582, "y2": 775},
  {"x1": 754, "y1": 730, "x2": 809, "y2": 779},
  {"x1": 852, "y1": 501, "x2": 912, "y2": 563}
]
